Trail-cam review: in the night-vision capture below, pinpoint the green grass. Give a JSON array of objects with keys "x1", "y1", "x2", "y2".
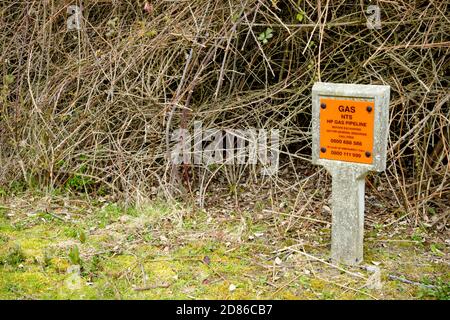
[{"x1": 0, "y1": 198, "x2": 448, "y2": 300}]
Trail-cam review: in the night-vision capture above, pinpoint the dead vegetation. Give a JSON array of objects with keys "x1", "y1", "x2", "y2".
[{"x1": 0, "y1": 0, "x2": 449, "y2": 228}]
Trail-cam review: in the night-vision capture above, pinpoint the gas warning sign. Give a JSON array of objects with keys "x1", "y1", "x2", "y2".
[{"x1": 319, "y1": 98, "x2": 375, "y2": 164}]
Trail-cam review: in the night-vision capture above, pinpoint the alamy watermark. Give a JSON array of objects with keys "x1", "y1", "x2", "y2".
[
  {"x1": 67, "y1": 2, "x2": 381, "y2": 30},
  {"x1": 67, "y1": 5, "x2": 82, "y2": 31},
  {"x1": 67, "y1": 4, "x2": 381, "y2": 32},
  {"x1": 169, "y1": 122, "x2": 280, "y2": 176},
  {"x1": 366, "y1": 5, "x2": 381, "y2": 30}
]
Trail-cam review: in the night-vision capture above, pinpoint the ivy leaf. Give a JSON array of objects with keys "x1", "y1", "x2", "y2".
[{"x1": 296, "y1": 11, "x2": 304, "y2": 22}]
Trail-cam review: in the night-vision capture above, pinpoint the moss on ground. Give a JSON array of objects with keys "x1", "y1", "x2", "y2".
[{"x1": 0, "y1": 198, "x2": 448, "y2": 300}]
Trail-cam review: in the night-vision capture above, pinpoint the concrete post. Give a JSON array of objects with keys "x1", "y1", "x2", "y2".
[
  {"x1": 311, "y1": 82, "x2": 390, "y2": 266},
  {"x1": 325, "y1": 164, "x2": 369, "y2": 265}
]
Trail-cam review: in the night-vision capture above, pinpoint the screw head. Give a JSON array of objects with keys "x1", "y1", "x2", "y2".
[
  {"x1": 365, "y1": 151, "x2": 371, "y2": 157},
  {"x1": 320, "y1": 147, "x2": 327, "y2": 153},
  {"x1": 367, "y1": 106, "x2": 373, "y2": 113},
  {"x1": 320, "y1": 103, "x2": 326, "y2": 109}
]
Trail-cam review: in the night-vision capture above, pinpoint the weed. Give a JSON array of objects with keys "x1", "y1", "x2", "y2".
[
  {"x1": 0, "y1": 245, "x2": 25, "y2": 266},
  {"x1": 258, "y1": 28, "x2": 273, "y2": 44},
  {"x1": 68, "y1": 245, "x2": 82, "y2": 266},
  {"x1": 418, "y1": 278, "x2": 450, "y2": 300}
]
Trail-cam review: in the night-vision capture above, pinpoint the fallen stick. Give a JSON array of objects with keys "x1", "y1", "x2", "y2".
[
  {"x1": 274, "y1": 246, "x2": 367, "y2": 280},
  {"x1": 133, "y1": 283, "x2": 171, "y2": 291},
  {"x1": 388, "y1": 274, "x2": 436, "y2": 289}
]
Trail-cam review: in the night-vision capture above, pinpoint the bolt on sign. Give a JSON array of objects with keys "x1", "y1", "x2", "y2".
[{"x1": 312, "y1": 83, "x2": 390, "y2": 265}]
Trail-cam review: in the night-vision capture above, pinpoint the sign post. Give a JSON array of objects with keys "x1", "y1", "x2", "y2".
[{"x1": 312, "y1": 83, "x2": 390, "y2": 265}]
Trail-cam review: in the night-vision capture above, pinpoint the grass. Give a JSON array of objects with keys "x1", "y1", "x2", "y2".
[{"x1": 0, "y1": 195, "x2": 448, "y2": 300}]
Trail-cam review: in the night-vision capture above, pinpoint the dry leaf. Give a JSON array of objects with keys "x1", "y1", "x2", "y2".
[{"x1": 144, "y1": 2, "x2": 153, "y2": 14}]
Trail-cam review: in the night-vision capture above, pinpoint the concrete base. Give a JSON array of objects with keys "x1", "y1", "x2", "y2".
[{"x1": 325, "y1": 164, "x2": 369, "y2": 266}]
